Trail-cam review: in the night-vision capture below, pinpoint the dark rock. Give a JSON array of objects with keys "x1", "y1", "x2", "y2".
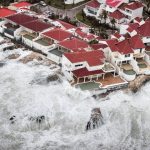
[
  {"x1": 7, "y1": 54, "x2": 20, "y2": 60},
  {"x1": 9, "y1": 116, "x2": 16, "y2": 124},
  {"x1": 86, "y1": 108, "x2": 103, "y2": 131},
  {"x1": 36, "y1": 116, "x2": 45, "y2": 124},
  {"x1": 129, "y1": 75, "x2": 150, "y2": 93},
  {"x1": 47, "y1": 74, "x2": 59, "y2": 82},
  {"x1": 0, "y1": 62, "x2": 5, "y2": 67},
  {"x1": 9, "y1": 116, "x2": 16, "y2": 121}
]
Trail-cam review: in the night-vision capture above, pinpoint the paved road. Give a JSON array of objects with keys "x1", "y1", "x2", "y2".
[{"x1": 38, "y1": 1, "x2": 91, "y2": 19}]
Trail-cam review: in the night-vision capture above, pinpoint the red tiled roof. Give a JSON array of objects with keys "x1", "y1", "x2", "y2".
[
  {"x1": 127, "y1": 23, "x2": 139, "y2": 33},
  {"x1": 112, "y1": 32, "x2": 122, "y2": 39},
  {"x1": 138, "y1": 21, "x2": 150, "y2": 37},
  {"x1": 64, "y1": 50, "x2": 104, "y2": 66},
  {"x1": 6, "y1": 13, "x2": 37, "y2": 25},
  {"x1": 126, "y1": 1, "x2": 143, "y2": 10},
  {"x1": 43, "y1": 28, "x2": 72, "y2": 41},
  {"x1": 12, "y1": 1, "x2": 32, "y2": 8},
  {"x1": 116, "y1": 39, "x2": 134, "y2": 54},
  {"x1": 72, "y1": 68, "x2": 104, "y2": 78},
  {"x1": 59, "y1": 38, "x2": 89, "y2": 52},
  {"x1": 76, "y1": 29, "x2": 95, "y2": 40},
  {"x1": 106, "y1": 0, "x2": 123, "y2": 8},
  {"x1": 120, "y1": 1, "x2": 143, "y2": 10},
  {"x1": 56, "y1": 20, "x2": 75, "y2": 30},
  {"x1": 91, "y1": 43, "x2": 107, "y2": 50},
  {"x1": 109, "y1": 10, "x2": 125, "y2": 20},
  {"x1": 129, "y1": 35, "x2": 145, "y2": 49},
  {"x1": 86, "y1": 34, "x2": 95, "y2": 40},
  {"x1": 107, "y1": 39, "x2": 134, "y2": 54},
  {"x1": 76, "y1": 29, "x2": 87, "y2": 38},
  {"x1": 86, "y1": 0, "x2": 100, "y2": 8},
  {"x1": 129, "y1": 23, "x2": 139, "y2": 30},
  {"x1": 134, "y1": 17, "x2": 142, "y2": 23},
  {"x1": 0, "y1": 8, "x2": 16, "y2": 19},
  {"x1": 22, "y1": 20, "x2": 52, "y2": 32},
  {"x1": 127, "y1": 27, "x2": 134, "y2": 33},
  {"x1": 106, "y1": 39, "x2": 118, "y2": 51}
]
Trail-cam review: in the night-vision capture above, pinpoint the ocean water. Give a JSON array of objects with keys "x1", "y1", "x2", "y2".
[{"x1": 0, "y1": 49, "x2": 150, "y2": 150}]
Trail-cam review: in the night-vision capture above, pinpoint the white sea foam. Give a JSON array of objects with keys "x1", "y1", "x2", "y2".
[{"x1": 0, "y1": 49, "x2": 150, "y2": 150}]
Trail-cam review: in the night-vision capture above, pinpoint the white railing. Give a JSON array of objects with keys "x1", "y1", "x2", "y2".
[
  {"x1": 144, "y1": 53, "x2": 150, "y2": 65},
  {"x1": 119, "y1": 70, "x2": 136, "y2": 81}
]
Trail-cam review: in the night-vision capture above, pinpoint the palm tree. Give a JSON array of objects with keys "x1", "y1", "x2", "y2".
[
  {"x1": 99, "y1": 14, "x2": 103, "y2": 24},
  {"x1": 110, "y1": 18, "x2": 116, "y2": 30},
  {"x1": 81, "y1": 9, "x2": 86, "y2": 21},
  {"x1": 102, "y1": 10, "x2": 108, "y2": 24}
]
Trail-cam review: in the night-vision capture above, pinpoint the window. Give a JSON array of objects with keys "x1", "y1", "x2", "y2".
[
  {"x1": 125, "y1": 54, "x2": 130, "y2": 57},
  {"x1": 75, "y1": 64, "x2": 83, "y2": 67},
  {"x1": 140, "y1": 49, "x2": 142, "y2": 53},
  {"x1": 126, "y1": 9, "x2": 132, "y2": 14}
]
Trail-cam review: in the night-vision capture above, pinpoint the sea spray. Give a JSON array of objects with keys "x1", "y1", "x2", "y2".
[{"x1": 0, "y1": 49, "x2": 150, "y2": 149}]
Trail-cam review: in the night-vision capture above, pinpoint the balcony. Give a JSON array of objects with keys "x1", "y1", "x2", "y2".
[
  {"x1": 35, "y1": 38, "x2": 52, "y2": 47},
  {"x1": 102, "y1": 63, "x2": 115, "y2": 72},
  {"x1": 133, "y1": 52, "x2": 145, "y2": 58},
  {"x1": 23, "y1": 34, "x2": 36, "y2": 41}
]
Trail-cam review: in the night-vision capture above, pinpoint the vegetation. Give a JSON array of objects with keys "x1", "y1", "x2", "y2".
[
  {"x1": 110, "y1": 18, "x2": 116, "y2": 30},
  {"x1": 89, "y1": 39, "x2": 98, "y2": 44},
  {"x1": 44, "y1": 0, "x2": 90, "y2": 10},
  {"x1": 0, "y1": 0, "x2": 14, "y2": 6},
  {"x1": 76, "y1": 11, "x2": 117, "y2": 38}
]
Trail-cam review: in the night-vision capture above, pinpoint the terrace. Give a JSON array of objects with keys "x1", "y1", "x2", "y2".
[
  {"x1": 23, "y1": 33, "x2": 37, "y2": 41},
  {"x1": 35, "y1": 38, "x2": 52, "y2": 46},
  {"x1": 145, "y1": 46, "x2": 150, "y2": 56},
  {"x1": 3, "y1": 23, "x2": 20, "y2": 37},
  {"x1": 95, "y1": 73, "x2": 126, "y2": 88},
  {"x1": 102, "y1": 63, "x2": 115, "y2": 72},
  {"x1": 75, "y1": 82, "x2": 100, "y2": 91},
  {"x1": 49, "y1": 48, "x2": 63, "y2": 57},
  {"x1": 136, "y1": 58, "x2": 150, "y2": 73},
  {"x1": 121, "y1": 63, "x2": 136, "y2": 75},
  {"x1": 4, "y1": 23, "x2": 19, "y2": 31},
  {"x1": 133, "y1": 52, "x2": 145, "y2": 58},
  {"x1": 137, "y1": 59, "x2": 148, "y2": 68}
]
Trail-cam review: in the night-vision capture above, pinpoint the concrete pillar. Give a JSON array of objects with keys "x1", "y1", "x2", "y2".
[
  {"x1": 103, "y1": 74, "x2": 105, "y2": 80},
  {"x1": 114, "y1": 72, "x2": 115, "y2": 77},
  {"x1": 90, "y1": 76, "x2": 92, "y2": 81},
  {"x1": 84, "y1": 77, "x2": 86, "y2": 83},
  {"x1": 97, "y1": 74, "x2": 99, "y2": 80}
]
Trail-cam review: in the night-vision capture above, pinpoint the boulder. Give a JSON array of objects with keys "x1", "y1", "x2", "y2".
[
  {"x1": 29, "y1": 115, "x2": 45, "y2": 124},
  {"x1": 129, "y1": 75, "x2": 150, "y2": 93},
  {"x1": 9, "y1": 115, "x2": 16, "y2": 124},
  {"x1": 86, "y1": 108, "x2": 103, "y2": 131},
  {"x1": 0, "y1": 61, "x2": 5, "y2": 67},
  {"x1": 47, "y1": 74, "x2": 59, "y2": 82},
  {"x1": 7, "y1": 54, "x2": 20, "y2": 59}
]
